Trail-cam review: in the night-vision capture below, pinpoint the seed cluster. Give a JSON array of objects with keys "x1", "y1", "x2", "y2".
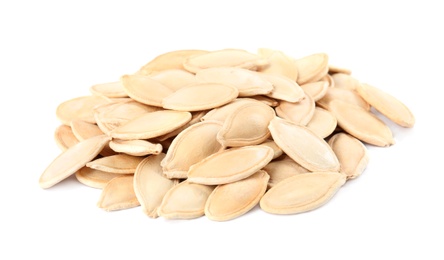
[{"x1": 40, "y1": 48, "x2": 415, "y2": 221}]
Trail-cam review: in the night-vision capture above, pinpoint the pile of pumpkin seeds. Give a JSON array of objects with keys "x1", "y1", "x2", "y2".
[{"x1": 39, "y1": 48, "x2": 415, "y2": 221}]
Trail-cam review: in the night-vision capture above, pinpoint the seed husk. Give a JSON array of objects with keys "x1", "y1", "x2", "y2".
[
  {"x1": 157, "y1": 181, "x2": 214, "y2": 219},
  {"x1": 275, "y1": 94, "x2": 315, "y2": 126},
  {"x1": 39, "y1": 135, "x2": 111, "y2": 189},
  {"x1": 54, "y1": 125, "x2": 79, "y2": 150},
  {"x1": 188, "y1": 145, "x2": 274, "y2": 185},
  {"x1": 257, "y1": 48, "x2": 298, "y2": 81},
  {"x1": 217, "y1": 101, "x2": 275, "y2": 147},
  {"x1": 133, "y1": 153, "x2": 178, "y2": 218},
  {"x1": 162, "y1": 83, "x2": 239, "y2": 111},
  {"x1": 183, "y1": 49, "x2": 268, "y2": 73},
  {"x1": 149, "y1": 69, "x2": 198, "y2": 91},
  {"x1": 317, "y1": 87, "x2": 370, "y2": 111},
  {"x1": 260, "y1": 172, "x2": 346, "y2": 214},
  {"x1": 331, "y1": 73, "x2": 361, "y2": 90},
  {"x1": 300, "y1": 81, "x2": 329, "y2": 101},
  {"x1": 263, "y1": 156, "x2": 309, "y2": 189},
  {"x1": 195, "y1": 67, "x2": 273, "y2": 97},
  {"x1": 121, "y1": 74, "x2": 173, "y2": 107},
  {"x1": 86, "y1": 154, "x2": 145, "y2": 174},
  {"x1": 161, "y1": 121, "x2": 223, "y2": 179},
  {"x1": 56, "y1": 95, "x2": 110, "y2": 125},
  {"x1": 294, "y1": 53, "x2": 329, "y2": 85},
  {"x1": 328, "y1": 100, "x2": 395, "y2": 147},
  {"x1": 259, "y1": 73, "x2": 305, "y2": 103},
  {"x1": 305, "y1": 107, "x2": 337, "y2": 139},
  {"x1": 70, "y1": 120, "x2": 104, "y2": 141},
  {"x1": 90, "y1": 81, "x2": 128, "y2": 98},
  {"x1": 97, "y1": 175, "x2": 140, "y2": 211},
  {"x1": 110, "y1": 110, "x2": 192, "y2": 140},
  {"x1": 268, "y1": 117, "x2": 340, "y2": 172},
  {"x1": 109, "y1": 139, "x2": 162, "y2": 156},
  {"x1": 205, "y1": 170, "x2": 269, "y2": 221},
  {"x1": 75, "y1": 167, "x2": 122, "y2": 189},
  {"x1": 328, "y1": 133, "x2": 369, "y2": 180},
  {"x1": 259, "y1": 140, "x2": 283, "y2": 159},
  {"x1": 356, "y1": 83, "x2": 415, "y2": 128}
]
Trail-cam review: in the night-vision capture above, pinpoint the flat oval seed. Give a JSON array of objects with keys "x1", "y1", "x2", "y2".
[
  {"x1": 275, "y1": 94, "x2": 315, "y2": 126},
  {"x1": 54, "y1": 125, "x2": 79, "y2": 150},
  {"x1": 317, "y1": 87, "x2": 370, "y2": 111},
  {"x1": 205, "y1": 170, "x2": 269, "y2": 221},
  {"x1": 260, "y1": 172, "x2": 346, "y2": 215},
  {"x1": 162, "y1": 83, "x2": 238, "y2": 112},
  {"x1": 294, "y1": 53, "x2": 329, "y2": 85},
  {"x1": 149, "y1": 69, "x2": 198, "y2": 91},
  {"x1": 56, "y1": 95, "x2": 110, "y2": 125},
  {"x1": 109, "y1": 139, "x2": 162, "y2": 156},
  {"x1": 257, "y1": 48, "x2": 298, "y2": 81},
  {"x1": 331, "y1": 73, "x2": 361, "y2": 90},
  {"x1": 183, "y1": 49, "x2": 268, "y2": 73},
  {"x1": 39, "y1": 135, "x2": 111, "y2": 189},
  {"x1": 328, "y1": 133, "x2": 369, "y2": 180},
  {"x1": 97, "y1": 175, "x2": 140, "y2": 211},
  {"x1": 259, "y1": 74, "x2": 305, "y2": 102},
  {"x1": 268, "y1": 117, "x2": 340, "y2": 172},
  {"x1": 249, "y1": 95, "x2": 279, "y2": 107},
  {"x1": 305, "y1": 107, "x2": 337, "y2": 139},
  {"x1": 86, "y1": 154, "x2": 145, "y2": 174},
  {"x1": 161, "y1": 121, "x2": 223, "y2": 179},
  {"x1": 90, "y1": 81, "x2": 128, "y2": 98},
  {"x1": 195, "y1": 67, "x2": 273, "y2": 97},
  {"x1": 187, "y1": 145, "x2": 274, "y2": 185},
  {"x1": 260, "y1": 140, "x2": 283, "y2": 159},
  {"x1": 121, "y1": 74, "x2": 173, "y2": 107},
  {"x1": 70, "y1": 120, "x2": 104, "y2": 141},
  {"x1": 75, "y1": 167, "x2": 121, "y2": 189},
  {"x1": 156, "y1": 110, "x2": 207, "y2": 141},
  {"x1": 322, "y1": 74, "x2": 335, "y2": 88},
  {"x1": 217, "y1": 101, "x2": 275, "y2": 147},
  {"x1": 110, "y1": 110, "x2": 192, "y2": 140},
  {"x1": 300, "y1": 81, "x2": 329, "y2": 101},
  {"x1": 328, "y1": 100, "x2": 394, "y2": 147},
  {"x1": 157, "y1": 181, "x2": 214, "y2": 219},
  {"x1": 263, "y1": 157, "x2": 309, "y2": 189},
  {"x1": 356, "y1": 83, "x2": 415, "y2": 127},
  {"x1": 201, "y1": 98, "x2": 255, "y2": 122},
  {"x1": 95, "y1": 100, "x2": 161, "y2": 126},
  {"x1": 134, "y1": 153, "x2": 178, "y2": 218},
  {"x1": 138, "y1": 49, "x2": 209, "y2": 75}
]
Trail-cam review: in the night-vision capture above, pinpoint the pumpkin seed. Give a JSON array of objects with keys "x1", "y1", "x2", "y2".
[
  {"x1": 97, "y1": 175, "x2": 140, "y2": 211},
  {"x1": 300, "y1": 81, "x2": 329, "y2": 101},
  {"x1": 86, "y1": 154, "x2": 145, "y2": 174},
  {"x1": 75, "y1": 167, "x2": 121, "y2": 189},
  {"x1": 263, "y1": 156, "x2": 310, "y2": 189},
  {"x1": 257, "y1": 48, "x2": 298, "y2": 81},
  {"x1": 305, "y1": 107, "x2": 337, "y2": 139},
  {"x1": 259, "y1": 73, "x2": 305, "y2": 102},
  {"x1": 294, "y1": 53, "x2": 329, "y2": 85},
  {"x1": 56, "y1": 95, "x2": 110, "y2": 125},
  {"x1": 54, "y1": 125, "x2": 79, "y2": 150},
  {"x1": 275, "y1": 94, "x2": 315, "y2": 126},
  {"x1": 205, "y1": 170, "x2": 269, "y2": 221},
  {"x1": 109, "y1": 139, "x2": 162, "y2": 156},
  {"x1": 331, "y1": 73, "x2": 361, "y2": 90},
  {"x1": 317, "y1": 87, "x2": 370, "y2": 111},
  {"x1": 149, "y1": 69, "x2": 198, "y2": 91},
  {"x1": 90, "y1": 81, "x2": 128, "y2": 98},
  {"x1": 121, "y1": 74, "x2": 173, "y2": 107}
]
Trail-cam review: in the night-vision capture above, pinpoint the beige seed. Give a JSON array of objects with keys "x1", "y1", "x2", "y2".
[
  {"x1": 161, "y1": 121, "x2": 223, "y2": 179},
  {"x1": 183, "y1": 49, "x2": 269, "y2": 73},
  {"x1": 257, "y1": 48, "x2": 298, "y2": 81},
  {"x1": 259, "y1": 73, "x2": 305, "y2": 103},
  {"x1": 156, "y1": 110, "x2": 207, "y2": 141},
  {"x1": 109, "y1": 139, "x2": 162, "y2": 156},
  {"x1": 356, "y1": 83, "x2": 415, "y2": 128},
  {"x1": 321, "y1": 74, "x2": 335, "y2": 88},
  {"x1": 293, "y1": 53, "x2": 329, "y2": 85},
  {"x1": 149, "y1": 69, "x2": 198, "y2": 91},
  {"x1": 263, "y1": 156, "x2": 309, "y2": 189},
  {"x1": 110, "y1": 110, "x2": 192, "y2": 140},
  {"x1": 97, "y1": 175, "x2": 140, "y2": 211},
  {"x1": 89, "y1": 81, "x2": 128, "y2": 98},
  {"x1": 331, "y1": 73, "x2": 361, "y2": 90},
  {"x1": 157, "y1": 181, "x2": 214, "y2": 219},
  {"x1": 300, "y1": 81, "x2": 329, "y2": 101},
  {"x1": 75, "y1": 167, "x2": 121, "y2": 189},
  {"x1": 328, "y1": 100, "x2": 394, "y2": 147},
  {"x1": 249, "y1": 95, "x2": 279, "y2": 107},
  {"x1": 162, "y1": 83, "x2": 239, "y2": 112},
  {"x1": 217, "y1": 101, "x2": 275, "y2": 147},
  {"x1": 133, "y1": 153, "x2": 178, "y2": 218},
  {"x1": 54, "y1": 125, "x2": 79, "y2": 150},
  {"x1": 39, "y1": 135, "x2": 111, "y2": 189},
  {"x1": 121, "y1": 74, "x2": 173, "y2": 107},
  {"x1": 317, "y1": 87, "x2": 370, "y2": 111},
  {"x1": 305, "y1": 107, "x2": 338, "y2": 139},
  {"x1": 275, "y1": 94, "x2": 315, "y2": 126},
  {"x1": 138, "y1": 49, "x2": 209, "y2": 75},
  {"x1": 259, "y1": 140, "x2": 283, "y2": 160},
  {"x1": 328, "y1": 133, "x2": 369, "y2": 180},
  {"x1": 195, "y1": 67, "x2": 273, "y2": 97},
  {"x1": 86, "y1": 154, "x2": 145, "y2": 174},
  {"x1": 200, "y1": 98, "x2": 255, "y2": 122},
  {"x1": 260, "y1": 172, "x2": 346, "y2": 215},
  {"x1": 70, "y1": 120, "x2": 103, "y2": 141},
  {"x1": 205, "y1": 170, "x2": 269, "y2": 221},
  {"x1": 56, "y1": 95, "x2": 110, "y2": 125},
  {"x1": 94, "y1": 100, "x2": 161, "y2": 127},
  {"x1": 268, "y1": 117, "x2": 340, "y2": 172},
  {"x1": 188, "y1": 145, "x2": 274, "y2": 185}
]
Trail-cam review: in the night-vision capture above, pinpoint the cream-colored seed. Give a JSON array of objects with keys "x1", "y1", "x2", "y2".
[
  {"x1": 259, "y1": 73, "x2": 305, "y2": 103},
  {"x1": 70, "y1": 120, "x2": 104, "y2": 141},
  {"x1": 149, "y1": 69, "x2": 198, "y2": 91},
  {"x1": 300, "y1": 81, "x2": 329, "y2": 101},
  {"x1": 75, "y1": 167, "x2": 122, "y2": 189},
  {"x1": 56, "y1": 95, "x2": 110, "y2": 125},
  {"x1": 305, "y1": 107, "x2": 338, "y2": 139},
  {"x1": 109, "y1": 139, "x2": 162, "y2": 156},
  {"x1": 317, "y1": 87, "x2": 370, "y2": 111},
  {"x1": 293, "y1": 53, "x2": 329, "y2": 85},
  {"x1": 257, "y1": 48, "x2": 298, "y2": 81},
  {"x1": 90, "y1": 81, "x2": 128, "y2": 98},
  {"x1": 275, "y1": 94, "x2": 315, "y2": 126},
  {"x1": 97, "y1": 175, "x2": 140, "y2": 211},
  {"x1": 331, "y1": 73, "x2": 361, "y2": 90},
  {"x1": 86, "y1": 154, "x2": 145, "y2": 174},
  {"x1": 263, "y1": 156, "x2": 310, "y2": 189},
  {"x1": 121, "y1": 74, "x2": 173, "y2": 107},
  {"x1": 54, "y1": 125, "x2": 79, "y2": 150}
]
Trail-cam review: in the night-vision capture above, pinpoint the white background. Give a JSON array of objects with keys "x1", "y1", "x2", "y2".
[{"x1": 1, "y1": 1, "x2": 443, "y2": 259}]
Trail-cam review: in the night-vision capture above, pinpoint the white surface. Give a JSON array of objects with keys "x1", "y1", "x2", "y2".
[{"x1": 1, "y1": 1, "x2": 443, "y2": 259}]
